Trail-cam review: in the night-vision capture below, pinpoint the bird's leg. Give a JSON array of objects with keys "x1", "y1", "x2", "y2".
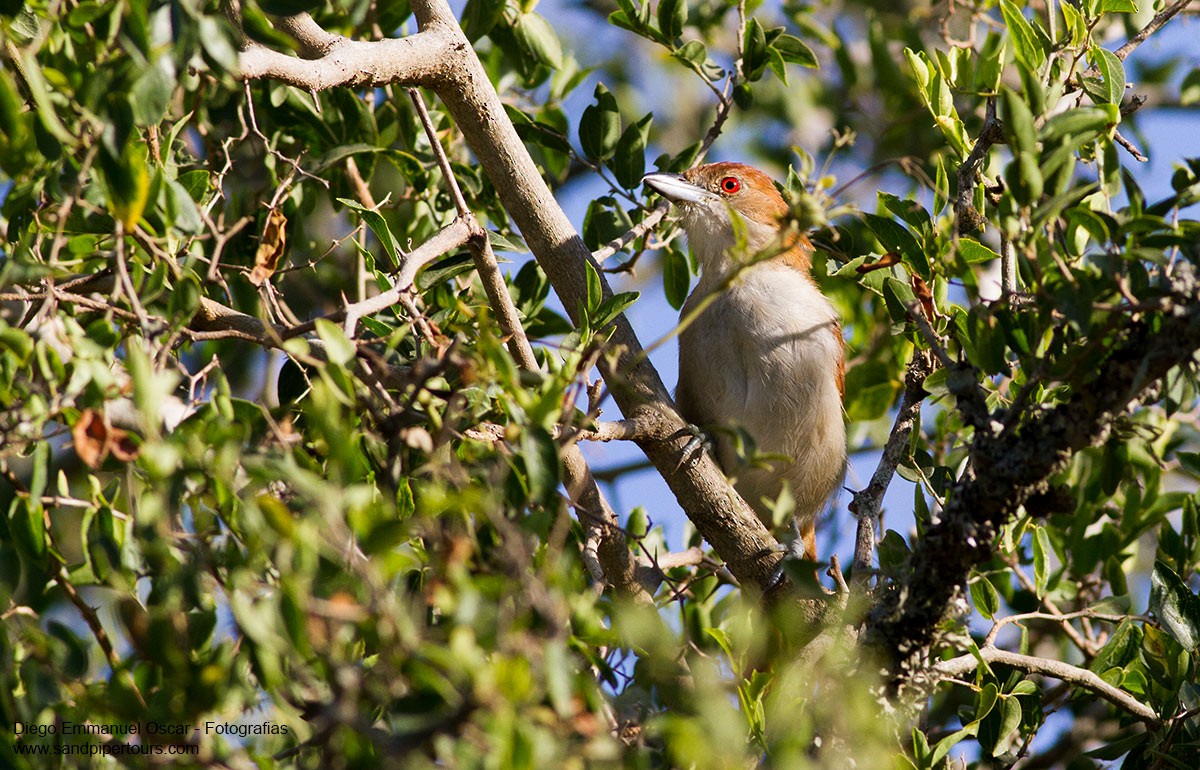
[{"x1": 769, "y1": 518, "x2": 822, "y2": 591}]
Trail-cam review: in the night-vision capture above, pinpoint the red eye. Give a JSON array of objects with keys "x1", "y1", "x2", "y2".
[{"x1": 719, "y1": 176, "x2": 741, "y2": 194}]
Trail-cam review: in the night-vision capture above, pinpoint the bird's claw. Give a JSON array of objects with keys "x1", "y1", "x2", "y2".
[{"x1": 673, "y1": 423, "x2": 712, "y2": 472}]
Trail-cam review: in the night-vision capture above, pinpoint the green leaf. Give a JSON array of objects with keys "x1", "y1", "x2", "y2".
[
  {"x1": 1039, "y1": 105, "x2": 1116, "y2": 144},
  {"x1": 1084, "y1": 730, "x2": 1149, "y2": 760},
  {"x1": 585, "y1": 260, "x2": 602, "y2": 315},
  {"x1": 766, "y1": 47, "x2": 788, "y2": 86},
  {"x1": 673, "y1": 39, "x2": 707, "y2": 68},
  {"x1": 165, "y1": 179, "x2": 203, "y2": 234},
  {"x1": 662, "y1": 245, "x2": 691, "y2": 310},
  {"x1": 311, "y1": 143, "x2": 384, "y2": 173},
  {"x1": 959, "y1": 238, "x2": 1000, "y2": 264},
  {"x1": 314, "y1": 319, "x2": 356, "y2": 367},
  {"x1": 970, "y1": 575, "x2": 1000, "y2": 619},
  {"x1": 999, "y1": 86, "x2": 1037, "y2": 155},
  {"x1": 881, "y1": 277, "x2": 918, "y2": 328},
  {"x1": 612, "y1": 113, "x2": 652, "y2": 189},
  {"x1": 864, "y1": 213, "x2": 929, "y2": 279},
  {"x1": 0, "y1": 323, "x2": 34, "y2": 361},
  {"x1": 991, "y1": 697, "x2": 1023, "y2": 756},
  {"x1": 1007, "y1": 151, "x2": 1044, "y2": 205},
  {"x1": 131, "y1": 56, "x2": 176, "y2": 127},
  {"x1": 0, "y1": 67, "x2": 25, "y2": 142},
  {"x1": 415, "y1": 253, "x2": 474, "y2": 291},
  {"x1": 462, "y1": 0, "x2": 506, "y2": 41},
  {"x1": 18, "y1": 51, "x2": 74, "y2": 147},
  {"x1": 1059, "y1": 0, "x2": 1086, "y2": 45},
  {"x1": 844, "y1": 362, "x2": 897, "y2": 421},
  {"x1": 879, "y1": 192, "x2": 932, "y2": 239},
  {"x1": 929, "y1": 724, "x2": 977, "y2": 766},
  {"x1": 999, "y1": 0, "x2": 1047, "y2": 71},
  {"x1": 1032, "y1": 525, "x2": 1051, "y2": 598},
  {"x1": 1084, "y1": 46, "x2": 1126, "y2": 106},
  {"x1": 177, "y1": 169, "x2": 211, "y2": 202},
  {"x1": 100, "y1": 139, "x2": 151, "y2": 229},
  {"x1": 1089, "y1": 618, "x2": 1143, "y2": 673},
  {"x1": 975, "y1": 682, "x2": 1000, "y2": 723},
  {"x1": 1100, "y1": 0, "x2": 1138, "y2": 12},
  {"x1": 973, "y1": 31, "x2": 1006, "y2": 94},
  {"x1": 1008, "y1": 679, "x2": 1038, "y2": 696},
  {"x1": 742, "y1": 18, "x2": 769, "y2": 81},
  {"x1": 1150, "y1": 560, "x2": 1200, "y2": 651},
  {"x1": 1178, "y1": 451, "x2": 1200, "y2": 478},
  {"x1": 198, "y1": 16, "x2": 240, "y2": 73},
  {"x1": 772, "y1": 34, "x2": 818, "y2": 68},
  {"x1": 519, "y1": 426, "x2": 560, "y2": 502},
  {"x1": 337, "y1": 198, "x2": 403, "y2": 270},
  {"x1": 514, "y1": 13, "x2": 562, "y2": 68},
  {"x1": 11, "y1": 442, "x2": 49, "y2": 559},
  {"x1": 656, "y1": 0, "x2": 686, "y2": 40},
  {"x1": 592, "y1": 291, "x2": 639, "y2": 329},
  {"x1": 579, "y1": 83, "x2": 621, "y2": 162}
]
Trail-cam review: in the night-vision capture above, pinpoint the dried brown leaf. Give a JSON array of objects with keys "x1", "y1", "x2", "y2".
[{"x1": 249, "y1": 208, "x2": 288, "y2": 286}]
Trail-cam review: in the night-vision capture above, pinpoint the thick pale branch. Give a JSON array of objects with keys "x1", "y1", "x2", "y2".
[
  {"x1": 934, "y1": 646, "x2": 1162, "y2": 728},
  {"x1": 238, "y1": 27, "x2": 456, "y2": 90},
  {"x1": 272, "y1": 13, "x2": 341, "y2": 55},
  {"x1": 400, "y1": 0, "x2": 782, "y2": 589}
]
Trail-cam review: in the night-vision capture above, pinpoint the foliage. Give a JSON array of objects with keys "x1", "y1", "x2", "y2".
[{"x1": 1, "y1": 0, "x2": 1199, "y2": 768}]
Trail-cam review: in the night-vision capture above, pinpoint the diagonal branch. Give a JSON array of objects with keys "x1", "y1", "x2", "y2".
[
  {"x1": 233, "y1": 0, "x2": 785, "y2": 590},
  {"x1": 1113, "y1": 0, "x2": 1194, "y2": 62},
  {"x1": 867, "y1": 286, "x2": 1200, "y2": 664},
  {"x1": 848, "y1": 348, "x2": 934, "y2": 585},
  {"x1": 404, "y1": 87, "x2": 647, "y2": 601}
]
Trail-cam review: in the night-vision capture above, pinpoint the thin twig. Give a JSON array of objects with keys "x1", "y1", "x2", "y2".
[
  {"x1": 594, "y1": 202, "x2": 670, "y2": 264},
  {"x1": 1114, "y1": 130, "x2": 1148, "y2": 162},
  {"x1": 1112, "y1": 0, "x2": 1194, "y2": 61},
  {"x1": 848, "y1": 348, "x2": 934, "y2": 585},
  {"x1": 1000, "y1": 232, "x2": 1017, "y2": 299}
]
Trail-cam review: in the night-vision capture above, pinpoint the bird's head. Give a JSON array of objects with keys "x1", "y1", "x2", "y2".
[{"x1": 642, "y1": 162, "x2": 809, "y2": 275}]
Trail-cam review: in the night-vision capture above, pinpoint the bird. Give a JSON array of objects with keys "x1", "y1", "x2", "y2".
[{"x1": 642, "y1": 162, "x2": 846, "y2": 562}]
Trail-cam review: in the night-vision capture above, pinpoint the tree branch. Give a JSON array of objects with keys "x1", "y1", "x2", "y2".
[
  {"x1": 848, "y1": 348, "x2": 934, "y2": 584},
  {"x1": 224, "y1": 0, "x2": 783, "y2": 590},
  {"x1": 237, "y1": 25, "x2": 456, "y2": 90},
  {"x1": 868, "y1": 281, "x2": 1200, "y2": 665},
  {"x1": 1112, "y1": 0, "x2": 1194, "y2": 62},
  {"x1": 955, "y1": 96, "x2": 1003, "y2": 237},
  {"x1": 934, "y1": 646, "x2": 1162, "y2": 728},
  {"x1": 342, "y1": 217, "x2": 474, "y2": 335},
  {"x1": 404, "y1": 86, "x2": 645, "y2": 601}
]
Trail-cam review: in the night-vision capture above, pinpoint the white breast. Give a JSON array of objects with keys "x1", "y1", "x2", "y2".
[{"x1": 675, "y1": 264, "x2": 846, "y2": 527}]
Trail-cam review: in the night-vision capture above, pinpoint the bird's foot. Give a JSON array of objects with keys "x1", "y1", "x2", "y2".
[
  {"x1": 671, "y1": 422, "x2": 712, "y2": 472},
  {"x1": 767, "y1": 523, "x2": 825, "y2": 593}
]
